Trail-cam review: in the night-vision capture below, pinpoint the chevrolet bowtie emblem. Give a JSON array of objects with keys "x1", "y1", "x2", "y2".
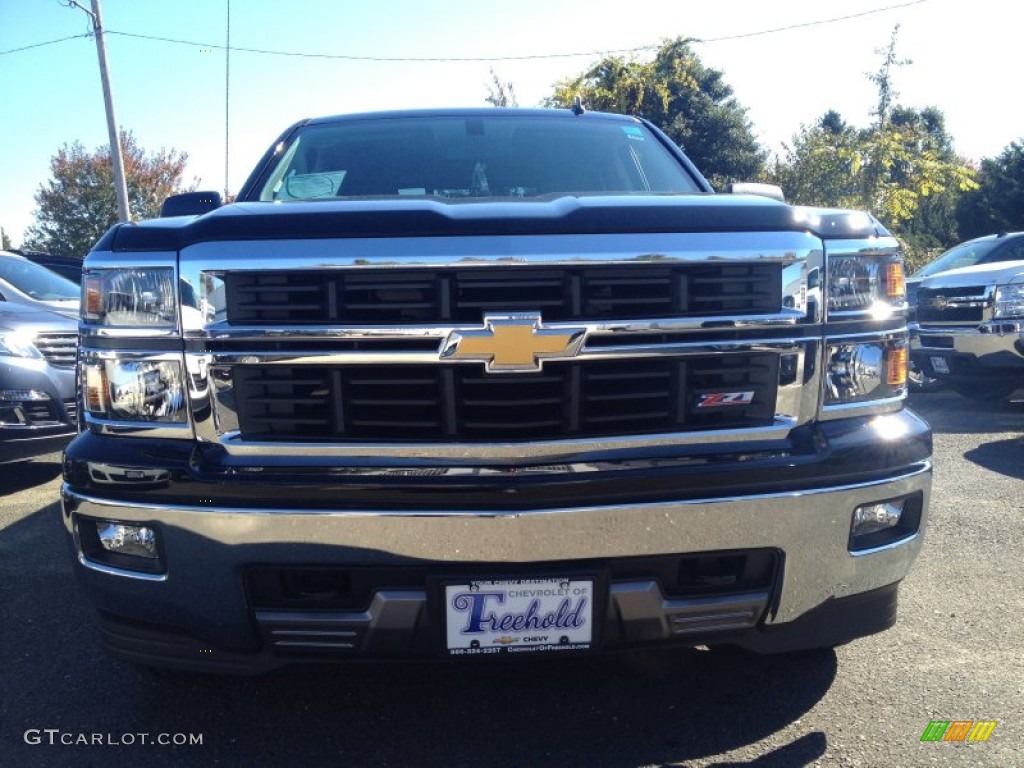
[{"x1": 442, "y1": 313, "x2": 586, "y2": 373}]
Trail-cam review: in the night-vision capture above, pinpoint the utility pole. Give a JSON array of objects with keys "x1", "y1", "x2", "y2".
[
  {"x1": 225, "y1": 0, "x2": 231, "y2": 201},
  {"x1": 67, "y1": 0, "x2": 130, "y2": 222}
]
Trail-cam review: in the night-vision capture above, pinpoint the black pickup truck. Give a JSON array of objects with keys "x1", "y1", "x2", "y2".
[{"x1": 62, "y1": 108, "x2": 931, "y2": 674}]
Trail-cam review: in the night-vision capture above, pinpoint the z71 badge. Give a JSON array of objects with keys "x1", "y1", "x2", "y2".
[{"x1": 696, "y1": 391, "x2": 755, "y2": 408}]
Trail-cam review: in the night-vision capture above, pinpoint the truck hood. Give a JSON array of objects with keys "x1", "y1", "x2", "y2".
[
  {"x1": 919, "y1": 259, "x2": 1024, "y2": 288},
  {"x1": 93, "y1": 195, "x2": 890, "y2": 253}
]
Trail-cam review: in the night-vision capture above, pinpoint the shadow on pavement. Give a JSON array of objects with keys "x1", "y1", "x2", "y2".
[
  {"x1": 908, "y1": 392, "x2": 1024, "y2": 436},
  {"x1": 963, "y1": 436, "x2": 1024, "y2": 480},
  {"x1": 0, "y1": 455, "x2": 63, "y2": 494},
  {"x1": 707, "y1": 731, "x2": 827, "y2": 767}
]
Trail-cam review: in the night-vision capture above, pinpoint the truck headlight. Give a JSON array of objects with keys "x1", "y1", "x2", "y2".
[
  {"x1": 83, "y1": 268, "x2": 177, "y2": 328},
  {"x1": 994, "y1": 284, "x2": 1024, "y2": 319},
  {"x1": 827, "y1": 255, "x2": 905, "y2": 317},
  {"x1": 84, "y1": 359, "x2": 187, "y2": 423},
  {"x1": 825, "y1": 341, "x2": 907, "y2": 405}
]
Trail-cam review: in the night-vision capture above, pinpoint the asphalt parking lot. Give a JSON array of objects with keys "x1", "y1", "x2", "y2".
[{"x1": 1, "y1": 391, "x2": 1021, "y2": 768}]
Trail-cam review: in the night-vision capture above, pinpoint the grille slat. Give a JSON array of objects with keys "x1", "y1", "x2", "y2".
[
  {"x1": 351, "y1": 420, "x2": 442, "y2": 428},
  {"x1": 33, "y1": 333, "x2": 78, "y2": 369},
  {"x1": 350, "y1": 399, "x2": 438, "y2": 406},
  {"x1": 586, "y1": 391, "x2": 667, "y2": 402},
  {"x1": 236, "y1": 285, "x2": 322, "y2": 294},
  {"x1": 585, "y1": 411, "x2": 670, "y2": 424},
  {"x1": 248, "y1": 397, "x2": 327, "y2": 405},
  {"x1": 247, "y1": 416, "x2": 331, "y2": 425},
  {"x1": 225, "y1": 264, "x2": 783, "y2": 325},
  {"x1": 233, "y1": 354, "x2": 779, "y2": 442},
  {"x1": 458, "y1": 303, "x2": 569, "y2": 311},
  {"x1": 462, "y1": 420, "x2": 564, "y2": 430},
  {"x1": 235, "y1": 302, "x2": 323, "y2": 311},
  {"x1": 463, "y1": 398, "x2": 563, "y2": 407}
]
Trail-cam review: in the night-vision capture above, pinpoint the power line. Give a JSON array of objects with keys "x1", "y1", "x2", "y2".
[
  {"x1": 102, "y1": 1, "x2": 926, "y2": 63},
  {"x1": 0, "y1": 33, "x2": 90, "y2": 56},
  {"x1": 0, "y1": 1, "x2": 927, "y2": 62},
  {"x1": 701, "y1": 0, "x2": 926, "y2": 41},
  {"x1": 104, "y1": 30, "x2": 655, "y2": 61}
]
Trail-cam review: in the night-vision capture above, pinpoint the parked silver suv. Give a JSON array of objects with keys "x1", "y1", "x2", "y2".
[
  {"x1": 0, "y1": 304, "x2": 78, "y2": 463},
  {"x1": 0, "y1": 250, "x2": 80, "y2": 318}
]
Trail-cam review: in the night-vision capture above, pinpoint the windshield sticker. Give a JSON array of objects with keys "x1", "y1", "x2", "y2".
[{"x1": 622, "y1": 125, "x2": 645, "y2": 141}]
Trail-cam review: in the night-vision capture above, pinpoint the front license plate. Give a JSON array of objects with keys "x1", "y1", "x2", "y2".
[
  {"x1": 444, "y1": 578, "x2": 593, "y2": 656},
  {"x1": 930, "y1": 356, "x2": 951, "y2": 374}
]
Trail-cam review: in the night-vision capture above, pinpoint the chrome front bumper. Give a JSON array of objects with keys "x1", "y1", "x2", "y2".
[
  {"x1": 63, "y1": 464, "x2": 930, "y2": 662},
  {"x1": 914, "y1": 321, "x2": 1024, "y2": 368}
]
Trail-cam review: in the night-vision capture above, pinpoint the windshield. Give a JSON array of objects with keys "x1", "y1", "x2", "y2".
[
  {"x1": 913, "y1": 240, "x2": 1001, "y2": 277},
  {"x1": 0, "y1": 256, "x2": 80, "y2": 301},
  {"x1": 257, "y1": 114, "x2": 702, "y2": 201}
]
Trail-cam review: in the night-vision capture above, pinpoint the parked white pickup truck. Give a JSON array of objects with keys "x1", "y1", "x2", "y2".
[{"x1": 913, "y1": 251, "x2": 1024, "y2": 401}]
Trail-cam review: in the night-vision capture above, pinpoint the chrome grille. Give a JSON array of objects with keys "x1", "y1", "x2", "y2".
[
  {"x1": 224, "y1": 264, "x2": 783, "y2": 325},
  {"x1": 232, "y1": 354, "x2": 779, "y2": 442},
  {"x1": 916, "y1": 286, "x2": 990, "y2": 324},
  {"x1": 34, "y1": 333, "x2": 78, "y2": 368}
]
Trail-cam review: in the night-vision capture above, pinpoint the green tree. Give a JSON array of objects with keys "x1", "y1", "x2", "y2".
[
  {"x1": 1, "y1": 227, "x2": 12, "y2": 251},
  {"x1": 24, "y1": 131, "x2": 191, "y2": 256},
  {"x1": 887, "y1": 106, "x2": 967, "y2": 259},
  {"x1": 546, "y1": 38, "x2": 765, "y2": 189},
  {"x1": 957, "y1": 140, "x2": 1024, "y2": 239},
  {"x1": 767, "y1": 28, "x2": 976, "y2": 270},
  {"x1": 768, "y1": 112, "x2": 863, "y2": 209}
]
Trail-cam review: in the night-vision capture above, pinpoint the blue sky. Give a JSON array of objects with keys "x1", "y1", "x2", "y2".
[{"x1": 0, "y1": 0, "x2": 1017, "y2": 248}]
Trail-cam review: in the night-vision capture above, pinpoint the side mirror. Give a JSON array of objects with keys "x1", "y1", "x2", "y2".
[
  {"x1": 726, "y1": 182, "x2": 785, "y2": 203},
  {"x1": 160, "y1": 191, "x2": 224, "y2": 218}
]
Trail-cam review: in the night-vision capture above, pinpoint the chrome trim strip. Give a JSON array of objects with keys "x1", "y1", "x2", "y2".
[
  {"x1": 849, "y1": 532, "x2": 920, "y2": 558},
  {"x1": 822, "y1": 236, "x2": 901, "y2": 257},
  {"x1": 85, "y1": 250, "x2": 178, "y2": 269},
  {"x1": 81, "y1": 416, "x2": 194, "y2": 439},
  {"x1": 828, "y1": 301, "x2": 909, "y2": 321},
  {"x1": 179, "y1": 231, "x2": 818, "y2": 270},
  {"x1": 825, "y1": 330, "x2": 909, "y2": 343},
  {"x1": 81, "y1": 326, "x2": 182, "y2": 340},
  {"x1": 77, "y1": 553, "x2": 168, "y2": 582},
  {"x1": 62, "y1": 463, "x2": 929, "y2": 518},
  {"x1": 80, "y1": 349, "x2": 185, "y2": 362},
  {"x1": 819, "y1": 396, "x2": 906, "y2": 421},
  {"x1": 207, "y1": 419, "x2": 802, "y2": 460},
  {"x1": 188, "y1": 313, "x2": 808, "y2": 341},
  {"x1": 199, "y1": 339, "x2": 809, "y2": 367}
]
